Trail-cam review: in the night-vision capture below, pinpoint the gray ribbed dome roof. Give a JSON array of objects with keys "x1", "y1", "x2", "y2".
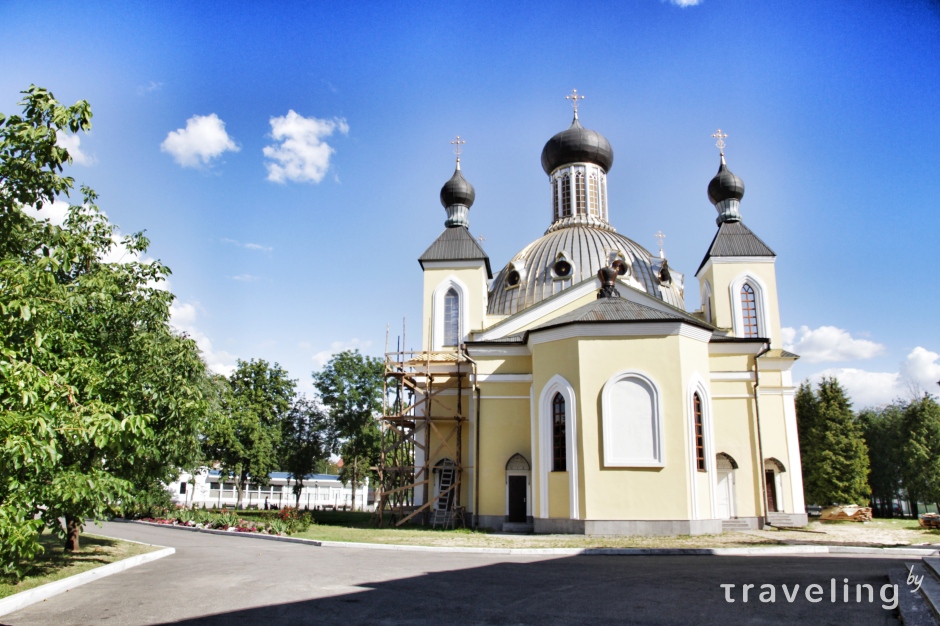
[
  {"x1": 440, "y1": 166, "x2": 475, "y2": 208},
  {"x1": 540, "y1": 118, "x2": 614, "y2": 175},
  {"x1": 707, "y1": 157, "x2": 744, "y2": 205},
  {"x1": 487, "y1": 226, "x2": 684, "y2": 316}
]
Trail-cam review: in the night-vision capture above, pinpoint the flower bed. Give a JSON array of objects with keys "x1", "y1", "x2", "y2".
[{"x1": 133, "y1": 507, "x2": 312, "y2": 536}]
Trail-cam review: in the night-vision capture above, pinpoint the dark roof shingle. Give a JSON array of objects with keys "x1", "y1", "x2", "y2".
[
  {"x1": 697, "y1": 221, "x2": 775, "y2": 274},
  {"x1": 419, "y1": 227, "x2": 492, "y2": 277}
]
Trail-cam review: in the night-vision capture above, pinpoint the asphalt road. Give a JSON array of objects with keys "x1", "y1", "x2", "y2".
[{"x1": 3, "y1": 521, "x2": 917, "y2": 625}]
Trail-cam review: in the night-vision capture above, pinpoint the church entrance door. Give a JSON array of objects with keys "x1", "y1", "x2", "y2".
[
  {"x1": 716, "y1": 470, "x2": 734, "y2": 519},
  {"x1": 765, "y1": 470, "x2": 778, "y2": 513},
  {"x1": 508, "y1": 476, "x2": 527, "y2": 523}
]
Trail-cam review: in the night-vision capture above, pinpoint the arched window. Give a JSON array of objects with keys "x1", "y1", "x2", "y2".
[
  {"x1": 561, "y1": 175, "x2": 571, "y2": 217},
  {"x1": 600, "y1": 178, "x2": 607, "y2": 221},
  {"x1": 574, "y1": 172, "x2": 586, "y2": 214},
  {"x1": 443, "y1": 288, "x2": 459, "y2": 346},
  {"x1": 552, "y1": 393, "x2": 566, "y2": 471},
  {"x1": 601, "y1": 372, "x2": 663, "y2": 466},
  {"x1": 552, "y1": 180, "x2": 560, "y2": 222},
  {"x1": 587, "y1": 174, "x2": 598, "y2": 216},
  {"x1": 693, "y1": 392, "x2": 705, "y2": 471},
  {"x1": 741, "y1": 283, "x2": 758, "y2": 338}
]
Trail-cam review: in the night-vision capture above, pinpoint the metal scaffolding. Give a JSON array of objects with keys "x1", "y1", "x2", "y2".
[{"x1": 374, "y1": 346, "x2": 475, "y2": 528}]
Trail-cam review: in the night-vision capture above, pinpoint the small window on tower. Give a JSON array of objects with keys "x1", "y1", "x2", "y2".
[
  {"x1": 552, "y1": 180, "x2": 560, "y2": 222},
  {"x1": 443, "y1": 288, "x2": 460, "y2": 346},
  {"x1": 506, "y1": 270, "x2": 520, "y2": 287},
  {"x1": 575, "y1": 172, "x2": 586, "y2": 214},
  {"x1": 553, "y1": 260, "x2": 571, "y2": 277},
  {"x1": 588, "y1": 175, "x2": 599, "y2": 216},
  {"x1": 561, "y1": 175, "x2": 571, "y2": 218},
  {"x1": 741, "y1": 283, "x2": 759, "y2": 338}
]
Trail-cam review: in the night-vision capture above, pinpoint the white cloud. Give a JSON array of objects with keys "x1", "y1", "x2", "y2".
[
  {"x1": 221, "y1": 238, "x2": 272, "y2": 252},
  {"x1": 21, "y1": 199, "x2": 70, "y2": 226},
  {"x1": 56, "y1": 134, "x2": 94, "y2": 166},
  {"x1": 231, "y1": 274, "x2": 259, "y2": 282},
  {"x1": 170, "y1": 301, "x2": 238, "y2": 376},
  {"x1": 161, "y1": 114, "x2": 239, "y2": 168},
  {"x1": 782, "y1": 325, "x2": 885, "y2": 363},
  {"x1": 808, "y1": 346, "x2": 940, "y2": 409},
  {"x1": 311, "y1": 338, "x2": 372, "y2": 370},
  {"x1": 137, "y1": 81, "x2": 163, "y2": 95},
  {"x1": 665, "y1": 0, "x2": 701, "y2": 6},
  {"x1": 263, "y1": 110, "x2": 348, "y2": 184}
]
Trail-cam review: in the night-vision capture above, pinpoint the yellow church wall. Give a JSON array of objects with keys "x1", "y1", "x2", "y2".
[
  {"x1": 708, "y1": 353, "x2": 755, "y2": 372},
  {"x1": 548, "y1": 472, "x2": 570, "y2": 518},
  {"x1": 572, "y1": 335, "x2": 701, "y2": 521},
  {"x1": 755, "y1": 392, "x2": 796, "y2": 513},
  {"x1": 507, "y1": 291, "x2": 601, "y2": 336},
  {"x1": 421, "y1": 264, "x2": 489, "y2": 350},
  {"x1": 475, "y1": 394, "x2": 531, "y2": 518},
  {"x1": 530, "y1": 338, "x2": 581, "y2": 519},
  {"x1": 476, "y1": 356, "x2": 532, "y2": 376},
  {"x1": 701, "y1": 261, "x2": 782, "y2": 349},
  {"x1": 712, "y1": 396, "x2": 761, "y2": 517}
]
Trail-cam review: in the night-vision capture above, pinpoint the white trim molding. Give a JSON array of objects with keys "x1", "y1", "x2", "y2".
[
  {"x1": 529, "y1": 322, "x2": 711, "y2": 345},
  {"x1": 431, "y1": 275, "x2": 471, "y2": 351},
  {"x1": 709, "y1": 371, "x2": 756, "y2": 382},
  {"x1": 475, "y1": 373, "x2": 533, "y2": 383},
  {"x1": 687, "y1": 374, "x2": 716, "y2": 520},
  {"x1": 600, "y1": 370, "x2": 664, "y2": 468},
  {"x1": 538, "y1": 375, "x2": 579, "y2": 520}
]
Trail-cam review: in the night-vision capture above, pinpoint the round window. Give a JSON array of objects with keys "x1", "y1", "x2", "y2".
[
  {"x1": 506, "y1": 270, "x2": 520, "y2": 286},
  {"x1": 553, "y1": 260, "x2": 572, "y2": 277},
  {"x1": 612, "y1": 260, "x2": 628, "y2": 276}
]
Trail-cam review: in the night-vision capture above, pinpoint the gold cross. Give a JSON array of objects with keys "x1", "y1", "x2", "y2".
[
  {"x1": 450, "y1": 135, "x2": 466, "y2": 159},
  {"x1": 566, "y1": 89, "x2": 585, "y2": 116},
  {"x1": 711, "y1": 129, "x2": 728, "y2": 155},
  {"x1": 477, "y1": 234, "x2": 486, "y2": 244},
  {"x1": 654, "y1": 230, "x2": 666, "y2": 257}
]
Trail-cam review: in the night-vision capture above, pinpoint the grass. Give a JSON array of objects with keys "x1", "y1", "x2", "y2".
[{"x1": 0, "y1": 531, "x2": 158, "y2": 599}]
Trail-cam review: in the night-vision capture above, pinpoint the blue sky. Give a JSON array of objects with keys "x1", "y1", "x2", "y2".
[{"x1": 2, "y1": 0, "x2": 938, "y2": 408}]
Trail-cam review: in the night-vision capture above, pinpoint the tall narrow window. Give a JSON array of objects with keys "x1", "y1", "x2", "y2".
[
  {"x1": 741, "y1": 284, "x2": 758, "y2": 338},
  {"x1": 443, "y1": 288, "x2": 459, "y2": 346},
  {"x1": 552, "y1": 393, "x2": 566, "y2": 471},
  {"x1": 693, "y1": 393, "x2": 705, "y2": 471},
  {"x1": 574, "y1": 172, "x2": 586, "y2": 214},
  {"x1": 587, "y1": 175, "x2": 599, "y2": 216},
  {"x1": 561, "y1": 175, "x2": 571, "y2": 217},
  {"x1": 552, "y1": 180, "x2": 560, "y2": 222}
]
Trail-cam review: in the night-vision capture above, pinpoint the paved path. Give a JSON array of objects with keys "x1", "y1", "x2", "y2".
[{"x1": 3, "y1": 521, "x2": 917, "y2": 625}]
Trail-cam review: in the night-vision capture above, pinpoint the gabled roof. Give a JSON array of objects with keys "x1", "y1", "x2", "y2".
[
  {"x1": 418, "y1": 226, "x2": 492, "y2": 278},
  {"x1": 527, "y1": 293, "x2": 714, "y2": 335},
  {"x1": 696, "y1": 221, "x2": 775, "y2": 275}
]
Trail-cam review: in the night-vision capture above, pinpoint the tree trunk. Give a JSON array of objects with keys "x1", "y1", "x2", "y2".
[
  {"x1": 65, "y1": 515, "x2": 81, "y2": 552},
  {"x1": 352, "y1": 457, "x2": 358, "y2": 512}
]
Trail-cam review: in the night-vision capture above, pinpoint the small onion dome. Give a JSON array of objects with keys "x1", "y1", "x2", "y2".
[
  {"x1": 541, "y1": 117, "x2": 614, "y2": 175},
  {"x1": 707, "y1": 156, "x2": 745, "y2": 205},
  {"x1": 440, "y1": 165, "x2": 475, "y2": 209}
]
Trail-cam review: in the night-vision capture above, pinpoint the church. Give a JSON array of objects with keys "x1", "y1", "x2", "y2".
[{"x1": 379, "y1": 92, "x2": 807, "y2": 536}]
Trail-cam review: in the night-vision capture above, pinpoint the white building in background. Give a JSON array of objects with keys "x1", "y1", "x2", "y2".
[{"x1": 168, "y1": 470, "x2": 373, "y2": 511}]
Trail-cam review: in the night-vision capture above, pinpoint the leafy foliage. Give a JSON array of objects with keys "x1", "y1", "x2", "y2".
[
  {"x1": 796, "y1": 378, "x2": 870, "y2": 506},
  {"x1": 280, "y1": 395, "x2": 329, "y2": 507},
  {"x1": 0, "y1": 86, "x2": 212, "y2": 577},
  {"x1": 205, "y1": 360, "x2": 295, "y2": 508},
  {"x1": 312, "y1": 350, "x2": 383, "y2": 511}
]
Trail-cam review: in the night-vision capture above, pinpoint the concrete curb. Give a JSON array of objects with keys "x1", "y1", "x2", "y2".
[
  {"x1": 117, "y1": 520, "x2": 940, "y2": 558},
  {"x1": 0, "y1": 545, "x2": 174, "y2": 617},
  {"x1": 115, "y1": 519, "x2": 323, "y2": 547}
]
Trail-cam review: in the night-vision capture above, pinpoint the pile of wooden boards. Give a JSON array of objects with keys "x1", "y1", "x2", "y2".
[
  {"x1": 820, "y1": 505, "x2": 873, "y2": 522},
  {"x1": 919, "y1": 513, "x2": 940, "y2": 529}
]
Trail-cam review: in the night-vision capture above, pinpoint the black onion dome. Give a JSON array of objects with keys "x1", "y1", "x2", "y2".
[
  {"x1": 541, "y1": 118, "x2": 614, "y2": 175},
  {"x1": 440, "y1": 167, "x2": 475, "y2": 208},
  {"x1": 707, "y1": 158, "x2": 745, "y2": 205}
]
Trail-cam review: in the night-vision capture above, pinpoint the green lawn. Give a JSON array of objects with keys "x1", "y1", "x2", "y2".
[{"x1": 0, "y1": 532, "x2": 158, "y2": 599}]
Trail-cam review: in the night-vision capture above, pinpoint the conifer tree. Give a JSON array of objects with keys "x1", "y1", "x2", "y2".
[
  {"x1": 858, "y1": 404, "x2": 904, "y2": 516},
  {"x1": 796, "y1": 378, "x2": 870, "y2": 506},
  {"x1": 900, "y1": 395, "x2": 940, "y2": 510}
]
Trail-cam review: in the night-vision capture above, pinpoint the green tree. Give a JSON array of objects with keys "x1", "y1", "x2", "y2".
[
  {"x1": 281, "y1": 395, "x2": 329, "y2": 507},
  {"x1": 900, "y1": 395, "x2": 940, "y2": 512},
  {"x1": 796, "y1": 378, "x2": 870, "y2": 506},
  {"x1": 858, "y1": 403, "x2": 905, "y2": 516},
  {"x1": 312, "y1": 350, "x2": 383, "y2": 511},
  {"x1": 0, "y1": 86, "x2": 212, "y2": 574},
  {"x1": 207, "y1": 360, "x2": 295, "y2": 508}
]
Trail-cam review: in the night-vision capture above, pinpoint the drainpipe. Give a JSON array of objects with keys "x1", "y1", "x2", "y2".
[
  {"x1": 754, "y1": 340, "x2": 771, "y2": 528},
  {"x1": 461, "y1": 346, "x2": 482, "y2": 530}
]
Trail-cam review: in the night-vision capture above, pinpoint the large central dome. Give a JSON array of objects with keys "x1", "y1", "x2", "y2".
[{"x1": 487, "y1": 226, "x2": 684, "y2": 315}]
